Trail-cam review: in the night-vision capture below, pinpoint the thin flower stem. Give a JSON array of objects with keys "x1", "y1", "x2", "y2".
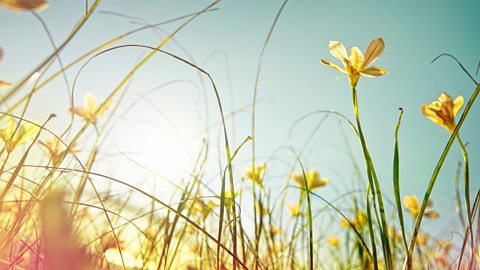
[{"x1": 351, "y1": 86, "x2": 392, "y2": 269}]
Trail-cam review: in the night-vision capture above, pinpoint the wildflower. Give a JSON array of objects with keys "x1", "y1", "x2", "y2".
[
  {"x1": 0, "y1": 117, "x2": 39, "y2": 153},
  {"x1": 0, "y1": 0, "x2": 48, "y2": 11},
  {"x1": 290, "y1": 169, "x2": 328, "y2": 191},
  {"x1": 244, "y1": 162, "x2": 266, "y2": 185},
  {"x1": 190, "y1": 199, "x2": 218, "y2": 220},
  {"x1": 39, "y1": 137, "x2": 79, "y2": 165},
  {"x1": 0, "y1": 48, "x2": 11, "y2": 88},
  {"x1": 287, "y1": 202, "x2": 303, "y2": 217},
  {"x1": 387, "y1": 226, "x2": 402, "y2": 243},
  {"x1": 70, "y1": 92, "x2": 112, "y2": 124},
  {"x1": 416, "y1": 234, "x2": 429, "y2": 246},
  {"x1": 255, "y1": 200, "x2": 268, "y2": 217},
  {"x1": 269, "y1": 226, "x2": 280, "y2": 237},
  {"x1": 320, "y1": 37, "x2": 388, "y2": 87},
  {"x1": 328, "y1": 236, "x2": 340, "y2": 248},
  {"x1": 340, "y1": 211, "x2": 368, "y2": 229},
  {"x1": 403, "y1": 195, "x2": 439, "y2": 219},
  {"x1": 422, "y1": 92, "x2": 464, "y2": 132}
]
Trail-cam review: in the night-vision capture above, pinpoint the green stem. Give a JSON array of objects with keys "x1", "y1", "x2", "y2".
[
  {"x1": 351, "y1": 86, "x2": 392, "y2": 269},
  {"x1": 456, "y1": 135, "x2": 474, "y2": 267}
]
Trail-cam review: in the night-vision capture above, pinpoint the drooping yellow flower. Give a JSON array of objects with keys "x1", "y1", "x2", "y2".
[
  {"x1": 39, "y1": 137, "x2": 79, "y2": 165},
  {"x1": 403, "y1": 195, "x2": 439, "y2": 219},
  {"x1": 0, "y1": 48, "x2": 11, "y2": 88},
  {"x1": 70, "y1": 92, "x2": 112, "y2": 124},
  {"x1": 422, "y1": 92, "x2": 464, "y2": 132},
  {"x1": 290, "y1": 169, "x2": 328, "y2": 191},
  {"x1": 244, "y1": 162, "x2": 266, "y2": 185},
  {"x1": 320, "y1": 37, "x2": 388, "y2": 87},
  {"x1": 0, "y1": 0, "x2": 48, "y2": 11},
  {"x1": 0, "y1": 117, "x2": 39, "y2": 153},
  {"x1": 327, "y1": 236, "x2": 340, "y2": 248}
]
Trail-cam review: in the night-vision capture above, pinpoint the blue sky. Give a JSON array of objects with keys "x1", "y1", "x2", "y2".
[{"x1": 1, "y1": 0, "x2": 479, "y2": 242}]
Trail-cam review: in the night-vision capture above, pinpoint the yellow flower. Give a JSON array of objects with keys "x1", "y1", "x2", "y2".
[
  {"x1": 328, "y1": 236, "x2": 340, "y2": 248},
  {"x1": 387, "y1": 226, "x2": 402, "y2": 243},
  {"x1": 190, "y1": 199, "x2": 218, "y2": 220},
  {"x1": 39, "y1": 137, "x2": 79, "y2": 165},
  {"x1": 0, "y1": 117, "x2": 39, "y2": 153},
  {"x1": 403, "y1": 195, "x2": 439, "y2": 219},
  {"x1": 320, "y1": 37, "x2": 388, "y2": 87},
  {"x1": 341, "y1": 211, "x2": 368, "y2": 229},
  {"x1": 422, "y1": 92, "x2": 464, "y2": 132},
  {"x1": 244, "y1": 162, "x2": 266, "y2": 185},
  {"x1": 287, "y1": 202, "x2": 304, "y2": 217},
  {"x1": 0, "y1": 0, "x2": 48, "y2": 11},
  {"x1": 0, "y1": 48, "x2": 11, "y2": 88},
  {"x1": 269, "y1": 226, "x2": 280, "y2": 237},
  {"x1": 70, "y1": 92, "x2": 112, "y2": 124},
  {"x1": 290, "y1": 169, "x2": 328, "y2": 191},
  {"x1": 416, "y1": 234, "x2": 429, "y2": 246}
]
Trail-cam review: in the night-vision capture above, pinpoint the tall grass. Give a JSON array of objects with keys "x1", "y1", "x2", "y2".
[{"x1": 0, "y1": 1, "x2": 479, "y2": 270}]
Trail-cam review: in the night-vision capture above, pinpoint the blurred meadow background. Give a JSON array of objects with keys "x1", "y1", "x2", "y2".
[{"x1": 0, "y1": 0, "x2": 479, "y2": 269}]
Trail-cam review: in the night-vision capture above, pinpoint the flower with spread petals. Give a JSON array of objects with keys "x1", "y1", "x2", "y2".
[
  {"x1": 39, "y1": 137, "x2": 79, "y2": 165},
  {"x1": 244, "y1": 162, "x2": 266, "y2": 186},
  {"x1": 0, "y1": 48, "x2": 11, "y2": 88},
  {"x1": 404, "y1": 195, "x2": 439, "y2": 219},
  {"x1": 320, "y1": 37, "x2": 388, "y2": 87},
  {"x1": 0, "y1": 117, "x2": 39, "y2": 153},
  {"x1": 70, "y1": 93, "x2": 112, "y2": 124},
  {"x1": 287, "y1": 202, "x2": 304, "y2": 217},
  {"x1": 422, "y1": 92, "x2": 464, "y2": 132},
  {"x1": 0, "y1": 0, "x2": 48, "y2": 11},
  {"x1": 290, "y1": 169, "x2": 328, "y2": 191}
]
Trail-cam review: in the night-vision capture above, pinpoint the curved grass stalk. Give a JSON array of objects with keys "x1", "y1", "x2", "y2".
[
  {"x1": 405, "y1": 82, "x2": 480, "y2": 269},
  {"x1": 0, "y1": 0, "x2": 102, "y2": 107},
  {"x1": 0, "y1": 9, "x2": 216, "y2": 121},
  {"x1": 250, "y1": 2, "x2": 288, "y2": 268}
]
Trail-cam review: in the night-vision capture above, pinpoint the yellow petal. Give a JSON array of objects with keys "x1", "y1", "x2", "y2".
[
  {"x1": 84, "y1": 93, "x2": 97, "y2": 112},
  {"x1": 403, "y1": 195, "x2": 419, "y2": 217},
  {"x1": 359, "y1": 66, "x2": 388, "y2": 77},
  {"x1": 0, "y1": 80, "x2": 12, "y2": 88},
  {"x1": 361, "y1": 38, "x2": 385, "y2": 69},
  {"x1": 349, "y1": 47, "x2": 364, "y2": 69},
  {"x1": 0, "y1": 0, "x2": 48, "y2": 11},
  {"x1": 328, "y1": 41, "x2": 348, "y2": 62},
  {"x1": 70, "y1": 107, "x2": 89, "y2": 120},
  {"x1": 453, "y1": 95, "x2": 464, "y2": 116},
  {"x1": 320, "y1": 59, "x2": 347, "y2": 74}
]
